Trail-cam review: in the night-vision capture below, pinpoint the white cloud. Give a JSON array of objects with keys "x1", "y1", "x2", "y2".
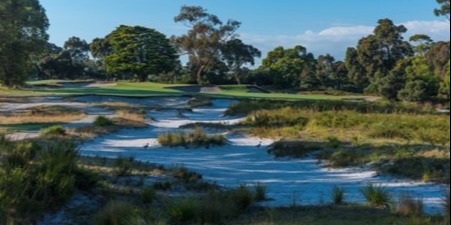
[{"x1": 240, "y1": 20, "x2": 450, "y2": 64}]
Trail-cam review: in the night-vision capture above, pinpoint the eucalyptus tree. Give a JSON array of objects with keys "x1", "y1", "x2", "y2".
[
  {"x1": 173, "y1": 6, "x2": 241, "y2": 84},
  {"x1": 0, "y1": 0, "x2": 49, "y2": 87},
  {"x1": 221, "y1": 39, "x2": 261, "y2": 85},
  {"x1": 435, "y1": 0, "x2": 450, "y2": 21}
]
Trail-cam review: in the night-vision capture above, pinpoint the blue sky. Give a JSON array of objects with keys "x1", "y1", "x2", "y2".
[{"x1": 40, "y1": 0, "x2": 450, "y2": 62}]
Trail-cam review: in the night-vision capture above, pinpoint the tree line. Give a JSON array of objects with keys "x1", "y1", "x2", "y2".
[{"x1": 0, "y1": 0, "x2": 449, "y2": 103}]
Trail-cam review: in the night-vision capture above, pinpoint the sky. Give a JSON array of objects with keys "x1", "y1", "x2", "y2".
[{"x1": 40, "y1": 0, "x2": 450, "y2": 64}]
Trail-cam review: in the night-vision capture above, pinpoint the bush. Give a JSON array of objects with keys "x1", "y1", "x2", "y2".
[
  {"x1": 93, "y1": 116, "x2": 115, "y2": 127},
  {"x1": 361, "y1": 184, "x2": 392, "y2": 208},
  {"x1": 397, "y1": 193, "x2": 424, "y2": 217},
  {"x1": 172, "y1": 166, "x2": 202, "y2": 184},
  {"x1": 229, "y1": 185, "x2": 255, "y2": 212},
  {"x1": 142, "y1": 187, "x2": 156, "y2": 204},
  {"x1": 94, "y1": 201, "x2": 134, "y2": 225},
  {"x1": 326, "y1": 136, "x2": 342, "y2": 149},
  {"x1": 188, "y1": 97, "x2": 213, "y2": 108},
  {"x1": 39, "y1": 125, "x2": 66, "y2": 137},
  {"x1": 114, "y1": 156, "x2": 134, "y2": 177},
  {"x1": 166, "y1": 198, "x2": 201, "y2": 224},
  {"x1": 158, "y1": 128, "x2": 227, "y2": 148},
  {"x1": 332, "y1": 186, "x2": 345, "y2": 205},
  {"x1": 248, "y1": 108, "x2": 309, "y2": 128},
  {"x1": 254, "y1": 183, "x2": 267, "y2": 202},
  {"x1": 0, "y1": 140, "x2": 80, "y2": 223},
  {"x1": 267, "y1": 141, "x2": 321, "y2": 158}
]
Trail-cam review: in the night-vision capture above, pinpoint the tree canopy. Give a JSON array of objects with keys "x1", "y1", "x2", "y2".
[
  {"x1": 172, "y1": 6, "x2": 241, "y2": 84},
  {"x1": 99, "y1": 25, "x2": 179, "y2": 81},
  {"x1": 0, "y1": 0, "x2": 49, "y2": 87}
]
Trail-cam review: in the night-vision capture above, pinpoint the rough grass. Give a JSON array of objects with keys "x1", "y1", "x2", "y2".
[
  {"x1": 0, "y1": 106, "x2": 85, "y2": 125},
  {"x1": 232, "y1": 100, "x2": 450, "y2": 182},
  {"x1": 158, "y1": 128, "x2": 227, "y2": 148}
]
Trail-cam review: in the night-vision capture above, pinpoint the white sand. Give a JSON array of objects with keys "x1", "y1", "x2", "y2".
[{"x1": 79, "y1": 98, "x2": 447, "y2": 214}]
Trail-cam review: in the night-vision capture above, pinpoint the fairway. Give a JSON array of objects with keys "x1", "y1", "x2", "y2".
[{"x1": 3, "y1": 81, "x2": 371, "y2": 101}]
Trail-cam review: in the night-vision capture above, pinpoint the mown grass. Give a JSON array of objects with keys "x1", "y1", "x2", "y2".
[{"x1": 2, "y1": 81, "x2": 361, "y2": 101}]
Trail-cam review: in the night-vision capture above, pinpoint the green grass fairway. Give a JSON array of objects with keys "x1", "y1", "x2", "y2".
[
  {"x1": 0, "y1": 123, "x2": 61, "y2": 132},
  {"x1": 2, "y1": 81, "x2": 374, "y2": 101}
]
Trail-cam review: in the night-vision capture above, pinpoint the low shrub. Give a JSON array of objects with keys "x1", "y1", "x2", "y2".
[
  {"x1": 166, "y1": 198, "x2": 201, "y2": 224},
  {"x1": 397, "y1": 193, "x2": 424, "y2": 217},
  {"x1": 142, "y1": 187, "x2": 156, "y2": 204},
  {"x1": 361, "y1": 184, "x2": 392, "y2": 208},
  {"x1": 188, "y1": 97, "x2": 213, "y2": 108},
  {"x1": 254, "y1": 183, "x2": 267, "y2": 202},
  {"x1": 267, "y1": 141, "x2": 321, "y2": 158},
  {"x1": 39, "y1": 125, "x2": 66, "y2": 137},
  {"x1": 229, "y1": 185, "x2": 255, "y2": 212},
  {"x1": 326, "y1": 136, "x2": 342, "y2": 149},
  {"x1": 93, "y1": 201, "x2": 135, "y2": 225},
  {"x1": 114, "y1": 156, "x2": 134, "y2": 177},
  {"x1": 332, "y1": 186, "x2": 345, "y2": 205},
  {"x1": 93, "y1": 116, "x2": 115, "y2": 127},
  {"x1": 172, "y1": 166, "x2": 202, "y2": 184},
  {"x1": 247, "y1": 108, "x2": 309, "y2": 128},
  {"x1": 158, "y1": 128, "x2": 227, "y2": 148}
]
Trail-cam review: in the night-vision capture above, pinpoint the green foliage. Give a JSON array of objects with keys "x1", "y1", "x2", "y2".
[
  {"x1": 93, "y1": 201, "x2": 135, "y2": 225},
  {"x1": 142, "y1": 187, "x2": 156, "y2": 204},
  {"x1": 434, "y1": 0, "x2": 450, "y2": 19},
  {"x1": 247, "y1": 107, "x2": 309, "y2": 128},
  {"x1": 0, "y1": 139, "x2": 80, "y2": 223},
  {"x1": 332, "y1": 186, "x2": 346, "y2": 205},
  {"x1": 268, "y1": 141, "x2": 321, "y2": 158},
  {"x1": 100, "y1": 25, "x2": 178, "y2": 81},
  {"x1": 259, "y1": 45, "x2": 317, "y2": 89},
  {"x1": 0, "y1": 0, "x2": 49, "y2": 87},
  {"x1": 361, "y1": 184, "x2": 392, "y2": 208},
  {"x1": 114, "y1": 156, "x2": 134, "y2": 177},
  {"x1": 173, "y1": 5, "x2": 241, "y2": 84},
  {"x1": 326, "y1": 136, "x2": 342, "y2": 149},
  {"x1": 254, "y1": 183, "x2": 267, "y2": 202},
  {"x1": 229, "y1": 185, "x2": 255, "y2": 212},
  {"x1": 221, "y1": 39, "x2": 262, "y2": 85},
  {"x1": 39, "y1": 125, "x2": 66, "y2": 137},
  {"x1": 93, "y1": 116, "x2": 115, "y2": 127},
  {"x1": 158, "y1": 128, "x2": 227, "y2": 148},
  {"x1": 166, "y1": 198, "x2": 201, "y2": 224}
]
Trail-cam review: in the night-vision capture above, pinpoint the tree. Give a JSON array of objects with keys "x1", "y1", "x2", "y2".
[
  {"x1": 259, "y1": 46, "x2": 317, "y2": 89},
  {"x1": 356, "y1": 19, "x2": 413, "y2": 93},
  {"x1": 379, "y1": 59, "x2": 410, "y2": 101},
  {"x1": 173, "y1": 6, "x2": 241, "y2": 84},
  {"x1": 64, "y1": 36, "x2": 90, "y2": 63},
  {"x1": 99, "y1": 25, "x2": 178, "y2": 81},
  {"x1": 435, "y1": 0, "x2": 450, "y2": 21},
  {"x1": 316, "y1": 54, "x2": 335, "y2": 88},
  {"x1": 220, "y1": 39, "x2": 261, "y2": 84},
  {"x1": 345, "y1": 47, "x2": 368, "y2": 92},
  {"x1": 0, "y1": 0, "x2": 49, "y2": 87},
  {"x1": 409, "y1": 34, "x2": 433, "y2": 56}
]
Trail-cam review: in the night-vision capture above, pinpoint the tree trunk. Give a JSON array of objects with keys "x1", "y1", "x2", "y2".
[
  {"x1": 234, "y1": 74, "x2": 241, "y2": 85},
  {"x1": 196, "y1": 65, "x2": 206, "y2": 85}
]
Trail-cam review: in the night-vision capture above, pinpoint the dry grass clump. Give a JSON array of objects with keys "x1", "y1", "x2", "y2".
[
  {"x1": 0, "y1": 106, "x2": 85, "y2": 125},
  {"x1": 113, "y1": 110, "x2": 147, "y2": 128}
]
